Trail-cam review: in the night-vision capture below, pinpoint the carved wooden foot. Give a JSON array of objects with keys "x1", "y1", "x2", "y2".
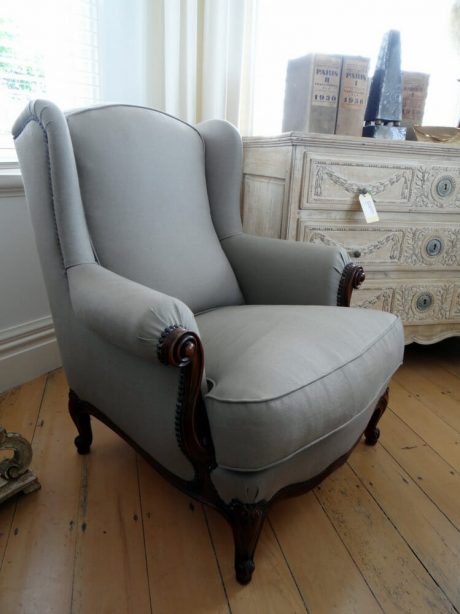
[
  {"x1": 228, "y1": 500, "x2": 268, "y2": 584},
  {"x1": 365, "y1": 388, "x2": 389, "y2": 445},
  {"x1": 0, "y1": 426, "x2": 40, "y2": 504},
  {"x1": 68, "y1": 390, "x2": 93, "y2": 454},
  {"x1": 0, "y1": 471, "x2": 41, "y2": 504}
]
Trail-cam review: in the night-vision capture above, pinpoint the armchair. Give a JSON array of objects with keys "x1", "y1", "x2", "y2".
[{"x1": 13, "y1": 101, "x2": 404, "y2": 584}]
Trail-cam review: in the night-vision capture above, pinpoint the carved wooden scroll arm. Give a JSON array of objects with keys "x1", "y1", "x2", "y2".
[
  {"x1": 157, "y1": 326, "x2": 215, "y2": 476},
  {"x1": 337, "y1": 262, "x2": 366, "y2": 307}
]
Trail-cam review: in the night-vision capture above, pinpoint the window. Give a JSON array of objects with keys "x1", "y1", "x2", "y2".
[
  {"x1": 250, "y1": 0, "x2": 460, "y2": 135},
  {"x1": 0, "y1": 0, "x2": 100, "y2": 158}
]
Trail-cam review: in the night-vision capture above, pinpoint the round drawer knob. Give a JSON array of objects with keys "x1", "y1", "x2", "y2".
[
  {"x1": 352, "y1": 249, "x2": 362, "y2": 258},
  {"x1": 435, "y1": 176, "x2": 454, "y2": 198},
  {"x1": 416, "y1": 293, "x2": 433, "y2": 311},
  {"x1": 426, "y1": 238, "x2": 442, "y2": 257}
]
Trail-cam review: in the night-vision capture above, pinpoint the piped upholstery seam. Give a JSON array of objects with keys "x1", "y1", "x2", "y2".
[
  {"x1": 14, "y1": 106, "x2": 65, "y2": 270},
  {"x1": 204, "y1": 315, "x2": 401, "y2": 404},
  {"x1": 14, "y1": 102, "x2": 99, "y2": 270},
  {"x1": 214, "y1": 377, "x2": 396, "y2": 473}
]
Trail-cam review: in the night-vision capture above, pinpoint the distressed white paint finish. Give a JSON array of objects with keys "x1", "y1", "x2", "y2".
[
  {"x1": 242, "y1": 175, "x2": 286, "y2": 238},
  {"x1": 242, "y1": 133, "x2": 460, "y2": 344}
]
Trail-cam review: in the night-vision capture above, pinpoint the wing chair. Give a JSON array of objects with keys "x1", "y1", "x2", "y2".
[{"x1": 13, "y1": 100, "x2": 404, "y2": 584}]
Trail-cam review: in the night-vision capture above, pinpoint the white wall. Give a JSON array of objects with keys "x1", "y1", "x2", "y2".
[{"x1": 0, "y1": 167, "x2": 61, "y2": 393}]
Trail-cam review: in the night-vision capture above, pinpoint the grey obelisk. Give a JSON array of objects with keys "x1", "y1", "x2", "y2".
[{"x1": 363, "y1": 30, "x2": 406, "y2": 139}]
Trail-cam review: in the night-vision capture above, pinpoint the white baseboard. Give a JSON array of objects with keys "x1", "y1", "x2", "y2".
[{"x1": 0, "y1": 316, "x2": 62, "y2": 393}]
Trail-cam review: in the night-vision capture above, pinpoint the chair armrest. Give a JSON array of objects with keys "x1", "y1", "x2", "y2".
[
  {"x1": 68, "y1": 263, "x2": 213, "y2": 471},
  {"x1": 67, "y1": 263, "x2": 200, "y2": 363},
  {"x1": 222, "y1": 233, "x2": 362, "y2": 306}
]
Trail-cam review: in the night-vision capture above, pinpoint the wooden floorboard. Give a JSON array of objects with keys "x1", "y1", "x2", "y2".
[
  {"x1": 0, "y1": 339, "x2": 459, "y2": 613},
  {"x1": 0, "y1": 370, "x2": 82, "y2": 613},
  {"x1": 400, "y1": 355, "x2": 460, "y2": 406},
  {"x1": 138, "y1": 458, "x2": 229, "y2": 614},
  {"x1": 0, "y1": 376, "x2": 46, "y2": 570},
  {"x1": 349, "y1": 438, "x2": 460, "y2": 609},
  {"x1": 269, "y1": 493, "x2": 382, "y2": 613},
  {"x1": 70, "y1": 420, "x2": 151, "y2": 614},
  {"x1": 389, "y1": 379, "x2": 460, "y2": 473},
  {"x1": 379, "y1": 410, "x2": 460, "y2": 531},
  {"x1": 394, "y1": 365, "x2": 460, "y2": 433},
  {"x1": 315, "y1": 464, "x2": 454, "y2": 613}
]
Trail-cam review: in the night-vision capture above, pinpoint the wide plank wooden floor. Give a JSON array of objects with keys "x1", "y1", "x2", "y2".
[{"x1": 1, "y1": 338, "x2": 459, "y2": 613}]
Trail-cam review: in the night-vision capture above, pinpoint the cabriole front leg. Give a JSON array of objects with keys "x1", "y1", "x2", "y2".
[
  {"x1": 365, "y1": 388, "x2": 389, "y2": 445},
  {"x1": 227, "y1": 500, "x2": 269, "y2": 585},
  {"x1": 68, "y1": 390, "x2": 93, "y2": 454}
]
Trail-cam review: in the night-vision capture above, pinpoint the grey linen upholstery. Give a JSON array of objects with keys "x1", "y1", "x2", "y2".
[
  {"x1": 197, "y1": 305, "x2": 403, "y2": 501},
  {"x1": 65, "y1": 105, "x2": 244, "y2": 313},
  {"x1": 13, "y1": 100, "x2": 404, "y2": 508},
  {"x1": 222, "y1": 234, "x2": 349, "y2": 306},
  {"x1": 196, "y1": 118, "x2": 350, "y2": 306}
]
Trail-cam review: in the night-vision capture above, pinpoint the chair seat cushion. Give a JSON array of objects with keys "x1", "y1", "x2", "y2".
[{"x1": 196, "y1": 305, "x2": 403, "y2": 472}]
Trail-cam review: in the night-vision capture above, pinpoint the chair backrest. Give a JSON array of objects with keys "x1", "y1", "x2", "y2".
[{"x1": 13, "y1": 101, "x2": 244, "y2": 314}]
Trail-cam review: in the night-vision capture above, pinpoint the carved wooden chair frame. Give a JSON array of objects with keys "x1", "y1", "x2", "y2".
[{"x1": 68, "y1": 263, "x2": 388, "y2": 584}]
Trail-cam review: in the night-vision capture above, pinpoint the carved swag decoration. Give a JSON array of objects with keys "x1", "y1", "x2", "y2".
[
  {"x1": 313, "y1": 163, "x2": 411, "y2": 200},
  {"x1": 304, "y1": 226, "x2": 460, "y2": 267}
]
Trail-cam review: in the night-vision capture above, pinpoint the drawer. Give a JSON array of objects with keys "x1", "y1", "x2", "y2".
[
  {"x1": 351, "y1": 280, "x2": 460, "y2": 324},
  {"x1": 298, "y1": 221, "x2": 460, "y2": 268},
  {"x1": 301, "y1": 153, "x2": 460, "y2": 211},
  {"x1": 349, "y1": 286, "x2": 395, "y2": 312}
]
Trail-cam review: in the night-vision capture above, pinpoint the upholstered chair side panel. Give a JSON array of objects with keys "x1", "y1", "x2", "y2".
[
  {"x1": 13, "y1": 106, "x2": 195, "y2": 480},
  {"x1": 13, "y1": 113, "x2": 88, "y2": 384},
  {"x1": 64, "y1": 323, "x2": 196, "y2": 481}
]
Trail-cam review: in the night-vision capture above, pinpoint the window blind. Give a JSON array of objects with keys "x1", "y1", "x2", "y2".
[{"x1": 0, "y1": 0, "x2": 100, "y2": 156}]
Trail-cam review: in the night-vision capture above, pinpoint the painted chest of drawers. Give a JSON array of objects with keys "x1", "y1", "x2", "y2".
[{"x1": 242, "y1": 133, "x2": 460, "y2": 344}]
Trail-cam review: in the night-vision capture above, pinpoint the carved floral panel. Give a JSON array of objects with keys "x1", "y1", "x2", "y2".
[
  {"x1": 402, "y1": 227, "x2": 460, "y2": 267},
  {"x1": 412, "y1": 165, "x2": 460, "y2": 210},
  {"x1": 349, "y1": 282, "x2": 459, "y2": 323},
  {"x1": 452, "y1": 286, "x2": 460, "y2": 318},
  {"x1": 391, "y1": 283, "x2": 455, "y2": 323}
]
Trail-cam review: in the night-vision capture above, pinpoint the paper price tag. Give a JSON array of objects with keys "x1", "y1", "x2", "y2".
[{"x1": 359, "y1": 192, "x2": 379, "y2": 224}]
